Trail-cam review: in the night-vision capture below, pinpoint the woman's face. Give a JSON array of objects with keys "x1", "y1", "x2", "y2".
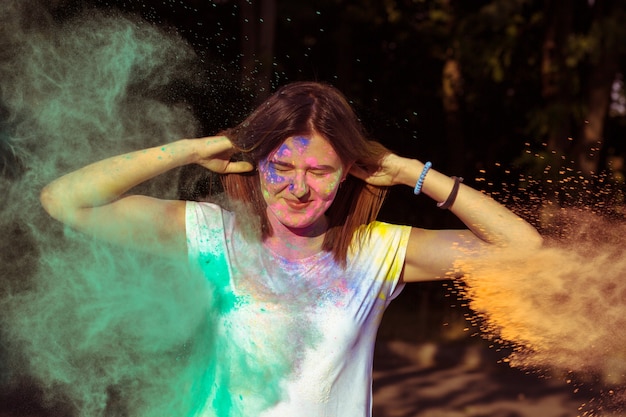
[{"x1": 259, "y1": 133, "x2": 345, "y2": 232}]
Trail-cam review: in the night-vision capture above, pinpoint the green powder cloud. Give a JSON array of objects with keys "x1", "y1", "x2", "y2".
[{"x1": 0, "y1": 2, "x2": 296, "y2": 416}]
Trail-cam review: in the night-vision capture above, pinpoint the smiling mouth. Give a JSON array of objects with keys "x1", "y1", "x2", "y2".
[{"x1": 284, "y1": 199, "x2": 311, "y2": 210}]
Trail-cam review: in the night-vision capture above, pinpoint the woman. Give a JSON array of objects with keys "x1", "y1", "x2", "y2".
[{"x1": 40, "y1": 81, "x2": 542, "y2": 416}]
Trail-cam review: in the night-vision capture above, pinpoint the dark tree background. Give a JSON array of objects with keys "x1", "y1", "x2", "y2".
[
  {"x1": 7, "y1": 0, "x2": 625, "y2": 217},
  {"x1": 2, "y1": 0, "x2": 626, "y2": 415}
]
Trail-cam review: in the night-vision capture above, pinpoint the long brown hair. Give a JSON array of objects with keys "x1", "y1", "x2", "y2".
[{"x1": 221, "y1": 81, "x2": 390, "y2": 264}]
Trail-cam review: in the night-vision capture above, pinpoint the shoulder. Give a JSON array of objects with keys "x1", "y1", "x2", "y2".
[
  {"x1": 186, "y1": 200, "x2": 233, "y2": 223},
  {"x1": 346, "y1": 221, "x2": 412, "y2": 291},
  {"x1": 186, "y1": 200, "x2": 259, "y2": 243},
  {"x1": 350, "y1": 221, "x2": 412, "y2": 255},
  {"x1": 185, "y1": 200, "x2": 235, "y2": 240},
  {"x1": 186, "y1": 200, "x2": 225, "y2": 214},
  {"x1": 354, "y1": 220, "x2": 412, "y2": 242}
]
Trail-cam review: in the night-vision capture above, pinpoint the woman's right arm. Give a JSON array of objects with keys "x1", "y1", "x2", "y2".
[{"x1": 40, "y1": 136, "x2": 252, "y2": 257}]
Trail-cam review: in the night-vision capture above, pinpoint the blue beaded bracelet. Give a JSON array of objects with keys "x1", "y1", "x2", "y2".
[{"x1": 413, "y1": 161, "x2": 432, "y2": 195}]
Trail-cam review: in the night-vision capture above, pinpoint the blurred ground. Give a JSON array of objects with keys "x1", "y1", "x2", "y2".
[
  {"x1": 1, "y1": 340, "x2": 623, "y2": 417},
  {"x1": 373, "y1": 339, "x2": 594, "y2": 417},
  {"x1": 372, "y1": 282, "x2": 626, "y2": 417}
]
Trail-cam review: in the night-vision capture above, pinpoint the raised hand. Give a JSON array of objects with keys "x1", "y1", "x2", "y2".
[
  {"x1": 191, "y1": 136, "x2": 254, "y2": 174},
  {"x1": 349, "y1": 153, "x2": 404, "y2": 187}
]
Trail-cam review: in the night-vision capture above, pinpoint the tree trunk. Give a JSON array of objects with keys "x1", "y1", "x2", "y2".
[
  {"x1": 541, "y1": 0, "x2": 575, "y2": 157},
  {"x1": 442, "y1": 53, "x2": 465, "y2": 173},
  {"x1": 575, "y1": 0, "x2": 621, "y2": 176},
  {"x1": 576, "y1": 53, "x2": 618, "y2": 176},
  {"x1": 440, "y1": 0, "x2": 465, "y2": 173}
]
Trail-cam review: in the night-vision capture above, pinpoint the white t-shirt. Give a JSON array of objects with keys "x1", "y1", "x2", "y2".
[{"x1": 186, "y1": 201, "x2": 411, "y2": 417}]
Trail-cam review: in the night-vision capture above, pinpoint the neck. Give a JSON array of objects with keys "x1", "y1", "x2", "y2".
[{"x1": 264, "y1": 211, "x2": 328, "y2": 259}]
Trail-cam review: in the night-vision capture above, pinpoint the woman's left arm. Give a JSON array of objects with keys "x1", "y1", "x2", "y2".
[{"x1": 351, "y1": 154, "x2": 543, "y2": 283}]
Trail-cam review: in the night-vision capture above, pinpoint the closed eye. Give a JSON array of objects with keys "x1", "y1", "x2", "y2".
[
  {"x1": 308, "y1": 169, "x2": 333, "y2": 176},
  {"x1": 269, "y1": 160, "x2": 294, "y2": 172},
  {"x1": 268, "y1": 160, "x2": 339, "y2": 176},
  {"x1": 309, "y1": 163, "x2": 340, "y2": 176}
]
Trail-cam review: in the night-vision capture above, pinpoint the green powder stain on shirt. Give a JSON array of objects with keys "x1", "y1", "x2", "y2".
[{"x1": 0, "y1": 3, "x2": 301, "y2": 416}]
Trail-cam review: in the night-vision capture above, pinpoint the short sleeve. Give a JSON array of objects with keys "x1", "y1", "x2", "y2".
[
  {"x1": 185, "y1": 201, "x2": 239, "y2": 305},
  {"x1": 349, "y1": 221, "x2": 412, "y2": 304},
  {"x1": 185, "y1": 201, "x2": 227, "y2": 262}
]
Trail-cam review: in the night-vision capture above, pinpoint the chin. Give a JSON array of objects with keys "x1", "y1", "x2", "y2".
[
  {"x1": 279, "y1": 218, "x2": 317, "y2": 230},
  {"x1": 272, "y1": 213, "x2": 323, "y2": 231}
]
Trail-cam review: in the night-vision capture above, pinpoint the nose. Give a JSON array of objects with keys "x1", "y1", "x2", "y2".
[{"x1": 289, "y1": 171, "x2": 309, "y2": 198}]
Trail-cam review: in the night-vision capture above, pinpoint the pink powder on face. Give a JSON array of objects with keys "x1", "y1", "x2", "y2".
[{"x1": 259, "y1": 134, "x2": 345, "y2": 231}]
